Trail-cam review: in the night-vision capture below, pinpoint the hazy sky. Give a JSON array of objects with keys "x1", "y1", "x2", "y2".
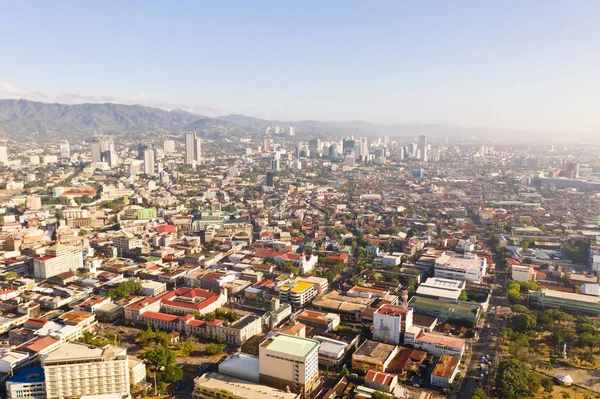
[{"x1": 1, "y1": 1, "x2": 599, "y2": 133}]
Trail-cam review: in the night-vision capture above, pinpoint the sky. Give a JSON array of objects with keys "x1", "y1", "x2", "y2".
[{"x1": 1, "y1": 1, "x2": 599, "y2": 133}]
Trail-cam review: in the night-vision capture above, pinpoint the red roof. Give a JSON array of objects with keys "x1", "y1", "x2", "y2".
[
  {"x1": 160, "y1": 287, "x2": 220, "y2": 311},
  {"x1": 17, "y1": 335, "x2": 59, "y2": 353},
  {"x1": 156, "y1": 224, "x2": 177, "y2": 234},
  {"x1": 125, "y1": 297, "x2": 160, "y2": 311},
  {"x1": 365, "y1": 370, "x2": 396, "y2": 386},
  {"x1": 139, "y1": 311, "x2": 180, "y2": 323}
]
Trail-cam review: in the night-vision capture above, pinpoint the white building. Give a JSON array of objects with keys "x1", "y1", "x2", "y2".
[
  {"x1": 143, "y1": 149, "x2": 155, "y2": 174},
  {"x1": 434, "y1": 254, "x2": 487, "y2": 283},
  {"x1": 382, "y1": 254, "x2": 402, "y2": 267},
  {"x1": 6, "y1": 367, "x2": 46, "y2": 399},
  {"x1": 259, "y1": 333, "x2": 320, "y2": 394},
  {"x1": 0, "y1": 146, "x2": 8, "y2": 164},
  {"x1": 163, "y1": 140, "x2": 175, "y2": 154},
  {"x1": 373, "y1": 304, "x2": 413, "y2": 345},
  {"x1": 431, "y1": 355, "x2": 460, "y2": 388},
  {"x1": 42, "y1": 343, "x2": 130, "y2": 399},
  {"x1": 415, "y1": 277, "x2": 466, "y2": 302},
  {"x1": 405, "y1": 328, "x2": 465, "y2": 359},
  {"x1": 216, "y1": 315, "x2": 262, "y2": 346},
  {"x1": 511, "y1": 265, "x2": 536, "y2": 282},
  {"x1": 33, "y1": 244, "x2": 83, "y2": 280}
]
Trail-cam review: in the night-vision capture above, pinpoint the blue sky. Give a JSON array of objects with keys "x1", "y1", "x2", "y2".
[{"x1": 1, "y1": 1, "x2": 599, "y2": 132}]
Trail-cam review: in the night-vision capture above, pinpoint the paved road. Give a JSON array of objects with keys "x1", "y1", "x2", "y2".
[{"x1": 456, "y1": 271, "x2": 508, "y2": 399}]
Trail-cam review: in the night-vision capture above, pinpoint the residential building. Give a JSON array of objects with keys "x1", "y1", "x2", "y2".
[
  {"x1": 364, "y1": 370, "x2": 398, "y2": 394},
  {"x1": 42, "y1": 343, "x2": 130, "y2": 399},
  {"x1": 295, "y1": 310, "x2": 340, "y2": 332},
  {"x1": 259, "y1": 333, "x2": 320, "y2": 394}
]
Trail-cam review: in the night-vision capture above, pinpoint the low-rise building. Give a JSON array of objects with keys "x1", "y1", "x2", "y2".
[
  {"x1": 405, "y1": 329, "x2": 465, "y2": 359},
  {"x1": 511, "y1": 265, "x2": 536, "y2": 282},
  {"x1": 192, "y1": 372, "x2": 300, "y2": 399},
  {"x1": 529, "y1": 289, "x2": 600, "y2": 315},
  {"x1": 352, "y1": 340, "x2": 398, "y2": 373},
  {"x1": 216, "y1": 315, "x2": 262, "y2": 346},
  {"x1": 373, "y1": 304, "x2": 413, "y2": 345},
  {"x1": 431, "y1": 355, "x2": 460, "y2": 388},
  {"x1": 6, "y1": 366, "x2": 46, "y2": 399}
]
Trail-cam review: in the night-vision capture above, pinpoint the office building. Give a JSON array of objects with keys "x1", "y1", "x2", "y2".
[
  {"x1": 373, "y1": 304, "x2": 413, "y2": 345},
  {"x1": 91, "y1": 137, "x2": 117, "y2": 167},
  {"x1": 42, "y1": 343, "x2": 130, "y2": 399},
  {"x1": 407, "y1": 296, "x2": 480, "y2": 326},
  {"x1": 193, "y1": 372, "x2": 300, "y2": 399},
  {"x1": 185, "y1": 132, "x2": 203, "y2": 166},
  {"x1": 163, "y1": 139, "x2": 175, "y2": 154},
  {"x1": 418, "y1": 135, "x2": 427, "y2": 161},
  {"x1": 271, "y1": 157, "x2": 280, "y2": 171},
  {"x1": 278, "y1": 281, "x2": 317, "y2": 308},
  {"x1": 404, "y1": 330, "x2": 465, "y2": 359},
  {"x1": 143, "y1": 148, "x2": 155, "y2": 175},
  {"x1": 529, "y1": 289, "x2": 600, "y2": 315},
  {"x1": 511, "y1": 265, "x2": 536, "y2": 282},
  {"x1": 288, "y1": 126, "x2": 295, "y2": 136},
  {"x1": 415, "y1": 277, "x2": 466, "y2": 302},
  {"x1": 263, "y1": 138, "x2": 271, "y2": 152},
  {"x1": 434, "y1": 254, "x2": 487, "y2": 283},
  {"x1": 266, "y1": 171, "x2": 274, "y2": 187},
  {"x1": 59, "y1": 142, "x2": 70, "y2": 160},
  {"x1": 259, "y1": 333, "x2": 320, "y2": 394},
  {"x1": 33, "y1": 244, "x2": 83, "y2": 280}
]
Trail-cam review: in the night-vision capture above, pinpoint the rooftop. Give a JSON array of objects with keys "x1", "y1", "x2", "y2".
[
  {"x1": 353, "y1": 340, "x2": 397, "y2": 364},
  {"x1": 432, "y1": 355, "x2": 460, "y2": 379},
  {"x1": 43, "y1": 342, "x2": 126, "y2": 364},
  {"x1": 7, "y1": 367, "x2": 45, "y2": 385},
  {"x1": 408, "y1": 296, "x2": 479, "y2": 314},
  {"x1": 194, "y1": 372, "x2": 299, "y2": 399},
  {"x1": 261, "y1": 333, "x2": 319, "y2": 358}
]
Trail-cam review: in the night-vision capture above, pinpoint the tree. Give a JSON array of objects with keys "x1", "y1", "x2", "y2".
[
  {"x1": 540, "y1": 377, "x2": 554, "y2": 393},
  {"x1": 496, "y1": 359, "x2": 540, "y2": 399},
  {"x1": 472, "y1": 388, "x2": 489, "y2": 399},
  {"x1": 561, "y1": 392, "x2": 571, "y2": 399},
  {"x1": 507, "y1": 289, "x2": 521, "y2": 303},
  {"x1": 511, "y1": 313, "x2": 537, "y2": 333},
  {"x1": 142, "y1": 346, "x2": 177, "y2": 369},
  {"x1": 107, "y1": 280, "x2": 143, "y2": 299},
  {"x1": 371, "y1": 391, "x2": 391, "y2": 399},
  {"x1": 458, "y1": 290, "x2": 468, "y2": 301},
  {"x1": 206, "y1": 343, "x2": 224, "y2": 355},
  {"x1": 159, "y1": 364, "x2": 184, "y2": 383}
]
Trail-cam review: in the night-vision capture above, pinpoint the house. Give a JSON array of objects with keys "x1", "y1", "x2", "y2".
[
  {"x1": 352, "y1": 340, "x2": 398, "y2": 373},
  {"x1": 431, "y1": 355, "x2": 460, "y2": 387}
]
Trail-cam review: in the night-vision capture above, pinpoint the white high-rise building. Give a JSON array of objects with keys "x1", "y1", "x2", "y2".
[
  {"x1": 163, "y1": 139, "x2": 175, "y2": 154},
  {"x1": 91, "y1": 137, "x2": 117, "y2": 167},
  {"x1": 42, "y1": 343, "x2": 130, "y2": 399},
  {"x1": 0, "y1": 145, "x2": 8, "y2": 164},
  {"x1": 144, "y1": 149, "x2": 155, "y2": 175},
  {"x1": 259, "y1": 333, "x2": 320, "y2": 394},
  {"x1": 59, "y1": 142, "x2": 70, "y2": 160},
  {"x1": 289, "y1": 126, "x2": 295, "y2": 136},
  {"x1": 185, "y1": 132, "x2": 203, "y2": 166},
  {"x1": 418, "y1": 135, "x2": 427, "y2": 161},
  {"x1": 33, "y1": 243, "x2": 83, "y2": 280}
]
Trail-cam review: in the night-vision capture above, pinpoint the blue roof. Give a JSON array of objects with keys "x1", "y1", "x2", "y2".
[{"x1": 8, "y1": 367, "x2": 45, "y2": 384}]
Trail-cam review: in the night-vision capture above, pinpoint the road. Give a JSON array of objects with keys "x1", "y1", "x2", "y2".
[{"x1": 456, "y1": 270, "x2": 508, "y2": 399}]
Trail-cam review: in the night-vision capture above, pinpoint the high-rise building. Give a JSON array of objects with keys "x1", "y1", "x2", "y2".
[
  {"x1": 91, "y1": 137, "x2": 117, "y2": 167},
  {"x1": 0, "y1": 145, "x2": 7, "y2": 164},
  {"x1": 137, "y1": 143, "x2": 148, "y2": 160},
  {"x1": 59, "y1": 142, "x2": 70, "y2": 160},
  {"x1": 33, "y1": 243, "x2": 83, "y2": 279},
  {"x1": 26, "y1": 195, "x2": 42, "y2": 210},
  {"x1": 418, "y1": 135, "x2": 427, "y2": 161},
  {"x1": 185, "y1": 132, "x2": 203, "y2": 166},
  {"x1": 163, "y1": 139, "x2": 175, "y2": 154},
  {"x1": 259, "y1": 333, "x2": 320, "y2": 394},
  {"x1": 263, "y1": 139, "x2": 271, "y2": 152},
  {"x1": 42, "y1": 343, "x2": 130, "y2": 399},
  {"x1": 288, "y1": 126, "x2": 295, "y2": 136},
  {"x1": 271, "y1": 157, "x2": 280, "y2": 171},
  {"x1": 144, "y1": 149, "x2": 155, "y2": 175},
  {"x1": 373, "y1": 304, "x2": 413, "y2": 345},
  {"x1": 266, "y1": 171, "x2": 274, "y2": 187}
]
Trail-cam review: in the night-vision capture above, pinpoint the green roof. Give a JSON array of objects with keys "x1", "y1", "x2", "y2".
[
  {"x1": 409, "y1": 296, "x2": 479, "y2": 314},
  {"x1": 266, "y1": 334, "x2": 319, "y2": 357}
]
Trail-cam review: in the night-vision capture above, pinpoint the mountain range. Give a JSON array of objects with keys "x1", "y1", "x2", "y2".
[{"x1": 0, "y1": 98, "x2": 587, "y2": 142}]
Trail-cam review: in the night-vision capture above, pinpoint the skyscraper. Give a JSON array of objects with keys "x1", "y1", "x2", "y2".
[
  {"x1": 263, "y1": 138, "x2": 271, "y2": 152},
  {"x1": 0, "y1": 146, "x2": 7, "y2": 164},
  {"x1": 91, "y1": 137, "x2": 117, "y2": 167},
  {"x1": 163, "y1": 140, "x2": 175, "y2": 154},
  {"x1": 266, "y1": 171, "x2": 274, "y2": 187},
  {"x1": 59, "y1": 142, "x2": 70, "y2": 160},
  {"x1": 144, "y1": 148, "x2": 155, "y2": 175},
  {"x1": 185, "y1": 132, "x2": 202, "y2": 166},
  {"x1": 418, "y1": 135, "x2": 427, "y2": 161}
]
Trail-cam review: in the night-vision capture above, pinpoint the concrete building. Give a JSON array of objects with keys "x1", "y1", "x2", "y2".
[
  {"x1": 143, "y1": 148, "x2": 155, "y2": 174},
  {"x1": 216, "y1": 315, "x2": 262, "y2": 346},
  {"x1": 404, "y1": 329, "x2": 465, "y2": 359},
  {"x1": 434, "y1": 254, "x2": 487, "y2": 283},
  {"x1": 259, "y1": 333, "x2": 320, "y2": 394},
  {"x1": 529, "y1": 289, "x2": 600, "y2": 315},
  {"x1": 185, "y1": 132, "x2": 203, "y2": 166},
  {"x1": 407, "y1": 296, "x2": 480, "y2": 326},
  {"x1": 163, "y1": 140, "x2": 175, "y2": 154},
  {"x1": 352, "y1": 340, "x2": 398, "y2": 373},
  {"x1": 193, "y1": 372, "x2": 300, "y2": 399},
  {"x1": 6, "y1": 367, "x2": 46, "y2": 399},
  {"x1": 431, "y1": 355, "x2": 460, "y2": 388},
  {"x1": 415, "y1": 277, "x2": 466, "y2": 302},
  {"x1": 511, "y1": 265, "x2": 536, "y2": 282},
  {"x1": 42, "y1": 343, "x2": 130, "y2": 399},
  {"x1": 33, "y1": 244, "x2": 82, "y2": 280},
  {"x1": 373, "y1": 304, "x2": 414, "y2": 345},
  {"x1": 0, "y1": 145, "x2": 8, "y2": 164},
  {"x1": 279, "y1": 282, "x2": 317, "y2": 308}
]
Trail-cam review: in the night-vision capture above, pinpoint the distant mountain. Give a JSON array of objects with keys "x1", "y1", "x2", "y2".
[
  {"x1": 217, "y1": 114, "x2": 271, "y2": 127},
  {"x1": 0, "y1": 99, "x2": 238, "y2": 140}
]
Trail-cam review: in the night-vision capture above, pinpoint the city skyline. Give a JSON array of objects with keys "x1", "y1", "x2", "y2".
[{"x1": 1, "y1": 1, "x2": 599, "y2": 134}]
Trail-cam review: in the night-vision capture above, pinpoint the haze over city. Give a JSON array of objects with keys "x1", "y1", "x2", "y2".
[{"x1": 1, "y1": 1, "x2": 599, "y2": 135}]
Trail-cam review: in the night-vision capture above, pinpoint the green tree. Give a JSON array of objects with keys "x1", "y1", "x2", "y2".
[
  {"x1": 472, "y1": 388, "x2": 489, "y2": 399},
  {"x1": 206, "y1": 343, "x2": 224, "y2": 355},
  {"x1": 159, "y1": 364, "x2": 184, "y2": 383},
  {"x1": 511, "y1": 313, "x2": 537, "y2": 333},
  {"x1": 371, "y1": 391, "x2": 391, "y2": 399},
  {"x1": 507, "y1": 289, "x2": 520, "y2": 303},
  {"x1": 107, "y1": 280, "x2": 143, "y2": 299},
  {"x1": 142, "y1": 346, "x2": 177, "y2": 369},
  {"x1": 458, "y1": 290, "x2": 468, "y2": 301},
  {"x1": 561, "y1": 392, "x2": 571, "y2": 399},
  {"x1": 496, "y1": 359, "x2": 540, "y2": 399},
  {"x1": 540, "y1": 377, "x2": 554, "y2": 393}
]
